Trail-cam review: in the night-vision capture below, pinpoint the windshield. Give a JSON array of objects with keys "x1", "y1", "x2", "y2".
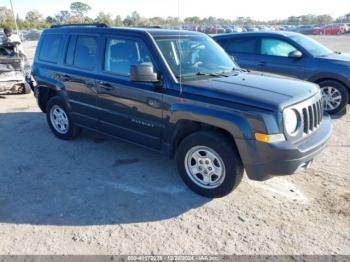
[
  {"x1": 155, "y1": 35, "x2": 237, "y2": 79},
  {"x1": 290, "y1": 34, "x2": 333, "y2": 57}
]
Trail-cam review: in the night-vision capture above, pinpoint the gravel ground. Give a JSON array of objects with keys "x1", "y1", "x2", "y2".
[{"x1": 0, "y1": 36, "x2": 349, "y2": 255}]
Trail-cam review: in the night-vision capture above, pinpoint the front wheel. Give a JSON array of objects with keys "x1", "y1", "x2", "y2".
[
  {"x1": 175, "y1": 131, "x2": 243, "y2": 198},
  {"x1": 46, "y1": 96, "x2": 81, "y2": 140},
  {"x1": 319, "y1": 80, "x2": 349, "y2": 115}
]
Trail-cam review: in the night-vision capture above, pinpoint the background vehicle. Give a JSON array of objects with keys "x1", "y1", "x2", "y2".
[
  {"x1": 213, "y1": 31, "x2": 350, "y2": 114},
  {"x1": 313, "y1": 24, "x2": 348, "y2": 35},
  {"x1": 294, "y1": 25, "x2": 316, "y2": 35},
  {"x1": 0, "y1": 42, "x2": 31, "y2": 94},
  {"x1": 23, "y1": 29, "x2": 42, "y2": 41},
  {"x1": 32, "y1": 25, "x2": 331, "y2": 198}
]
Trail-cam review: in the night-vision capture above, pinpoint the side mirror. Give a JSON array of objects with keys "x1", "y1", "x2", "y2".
[
  {"x1": 130, "y1": 64, "x2": 159, "y2": 83},
  {"x1": 288, "y1": 50, "x2": 303, "y2": 59}
]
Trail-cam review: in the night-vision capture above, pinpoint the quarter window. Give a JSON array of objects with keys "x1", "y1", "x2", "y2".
[
  {"x1": 104, "y1": 38, "x2": 153, "y2": 76},
  {"x1": 74, "y1": 36, "x2": 97, "y2": 69},
  {"x1": 39, "y1": 34, "x2": 63, "y2": 63},
  {"x1": 260, "y1": 38, "x2": 297, "y2": 57}
]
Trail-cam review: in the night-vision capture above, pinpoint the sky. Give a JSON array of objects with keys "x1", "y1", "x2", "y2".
[{"x1": 2, "y1": 0, "x2": 350, "y2": 21}]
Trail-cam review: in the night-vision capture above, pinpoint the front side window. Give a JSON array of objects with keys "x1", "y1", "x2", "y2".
[
  {"x1": 155, "y1": 35, "x2": 236, "y2": 79},
  {"x1": 104, "y1": 38, "x2": 153, "y2": 76},
  {"x1": 39, "y1": 34, "x2": 63, "y2": 63},
  {"x1": 260, "y1": 38, "x2": 297, "y2": 57}
]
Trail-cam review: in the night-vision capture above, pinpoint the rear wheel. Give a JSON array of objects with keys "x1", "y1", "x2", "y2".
[
  {"x1": 319, "y1": 80, "x2": 348, "y2": 114},
  {"x1": 175, "y1": 131, "x2": 243, "y2": 198},
  {"x1": 46, "y1": 96, "x2": 81, "y2": 140}
]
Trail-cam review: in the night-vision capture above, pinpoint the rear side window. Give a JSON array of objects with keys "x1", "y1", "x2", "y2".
[
  {"x1": 220, "y1": 37, "x2": 258, "y2": 54},
  {"x1": 65, "y1": 35, "x2": 97, "y2": 70},
  {"x1": 104, "y1": 38, "x2": 153, "y2": 76},
  {"x1": 39, "y1": 34, "x2": 63, "y2": 63}
]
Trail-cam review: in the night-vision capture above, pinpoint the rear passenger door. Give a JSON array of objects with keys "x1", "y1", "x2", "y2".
[
  {"x1": 216, "y1": 37, "x2": 259, "y2": 69},
  {"x1": 62, "y1": 34, "x2": 100, "y2": 128},
  {"x1": 95, "y1": 36, "x2": 165, "y2": 150}
]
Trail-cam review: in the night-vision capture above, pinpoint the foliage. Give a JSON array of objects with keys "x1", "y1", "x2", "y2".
[
  {"x1": 70, "y1": 2, "x2": 91, "y2": 23},
  {"x1": 0, "y1": 2, "x2": 349, "y2": 31}
]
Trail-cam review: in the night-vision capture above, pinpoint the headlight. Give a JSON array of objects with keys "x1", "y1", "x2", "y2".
[{"x1": 283, "y1": 108, "x2": 300, "y2": 136}]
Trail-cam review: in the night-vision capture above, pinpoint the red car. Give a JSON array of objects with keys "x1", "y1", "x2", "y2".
[{"x1": 313, "y1": 24, "x2": 348, "y2": 35}]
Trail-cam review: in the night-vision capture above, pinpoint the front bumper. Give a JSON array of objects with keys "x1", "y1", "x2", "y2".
[{"x1": 236, "y1": 114, "x2": 332, "y2": 181}]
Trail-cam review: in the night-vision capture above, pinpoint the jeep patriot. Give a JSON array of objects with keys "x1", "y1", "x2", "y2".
[{"x1": 31, "y1": 24, "x2": 332, "y2": 197}]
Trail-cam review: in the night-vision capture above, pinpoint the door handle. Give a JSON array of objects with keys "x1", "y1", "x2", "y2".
[
  {"x1": 257, "y1": 61, "x2": 266, "y2": 66},
  {"x1": 60, "y1": 74, "x2": 71, "y2": 80},
  {"x1": 98, "y1": 81, "x2": 114, "y2": 91},
  {"x1": 55, "y1": 73, "x2": 71, "y2": 81}
]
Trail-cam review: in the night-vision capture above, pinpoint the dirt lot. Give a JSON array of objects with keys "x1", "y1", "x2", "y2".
[{"x1": 0, "y1": 36, "x2": 349, "y2": 255}]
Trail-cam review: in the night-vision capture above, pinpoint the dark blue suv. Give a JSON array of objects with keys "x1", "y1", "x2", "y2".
[
  {"x1": 213, "y1": 32, "x2": 350, "y2": 114},
  {"x1": 31, "y1": 25, "x2": 332, "y2": 197}
]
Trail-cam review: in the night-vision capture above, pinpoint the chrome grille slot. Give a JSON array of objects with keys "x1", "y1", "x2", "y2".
[
  {"x1": 312, "y1": 104, "x2": 317, "y2": 128},
  {"x1": 308, "y1": 105, "x2": 314, "y2": 131},
  {"x1": 299, "y1": 95, "x2": 323, "y2": 135},
  {"x1": 302, "y1": 108, "x2": 308, "y2": 133}
]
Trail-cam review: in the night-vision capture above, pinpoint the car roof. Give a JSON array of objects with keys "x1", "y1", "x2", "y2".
[
  {"x1": 212, "y1": 31, "x2": 301, "y2": 39},
  {"x1": 43, "y1": 26, "x2": 204, "y2": 38}
]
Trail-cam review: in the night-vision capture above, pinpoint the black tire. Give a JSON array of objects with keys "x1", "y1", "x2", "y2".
[
  {"x1": 22, "y1": 84, "x2": 31, "y2": 94},
  {"x1": 46, "y1": 96, "x2": 81, "y2": 140},
  {"x1": 318, "y1": 80, "x2": 349, "y2": 115},
  {"x1": 175, "y1": 131, "x2": 243, "y2": 198}
]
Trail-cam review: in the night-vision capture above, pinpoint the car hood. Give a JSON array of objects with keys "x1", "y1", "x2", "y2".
[
  {"x1": 319, "y1": 52, "x2": 350, "y2": 64},
  {"x1": 184, "y1": 71, "x2": 320, "y2": 111}
]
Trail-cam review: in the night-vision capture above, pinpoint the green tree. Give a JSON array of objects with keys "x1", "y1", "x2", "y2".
[
  {"x1": 287, "y1": 16, "x2": 300, "y2": 25},
  {"x1": 114, "y1": 15, "x2": 124, "y2": 26},
  {"x1": 124, "y1": 11, "x2": 142, "y2": 26},
  {"x1": 70, "y1": 1, "x2": 91, "y2": 23},
  {"x1": 184, "y1": 16, "x2": 201, "y2": 25},
  {"x1": 345, "y1": 13, "x2": 350, "y2": 22},
  {"x1": 55, "y1": 10, "x2": 71, "y2": 24},
  {"x1": 299, "y1": 14, "x2": 316, "y2": 25},
  {"x1": 45, "y1": 16, "x2": 56, "y2": 24},
  {"x1": 0, "y1": 6, "x2": 15, "y2": 28},
  {"x1": 25, "y1": 10, "x2": 43, "y2": 23},
  {"x1": 316, "y1": 15, "x2": 333, "y2": 25},
  {"x1": 95, "y1": 12, "x2": 113, "y2": 25}
]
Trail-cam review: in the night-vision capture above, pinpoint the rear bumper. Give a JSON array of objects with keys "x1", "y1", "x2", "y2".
[
  {"x1": 236, "y1": 114, "x2": 332, "y2": 181},
  {"x1": 0, "y1": 80, "x2": 27, "y2": 93},
  {"x1": 0, "y1": 71, "x2": 28, "y2": 93}
]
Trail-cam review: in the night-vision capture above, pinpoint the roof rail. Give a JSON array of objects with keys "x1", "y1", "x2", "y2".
[
  {"x1": 133, "y1": 26, "x2": 162, "y2": 29},
  {"x1": 51, "y1": 23, "x2": 109, "y2": 28}
]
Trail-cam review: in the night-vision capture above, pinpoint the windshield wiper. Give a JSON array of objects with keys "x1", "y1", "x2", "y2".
[
  {"x1": 196, "y1": 71, "x2": 222, "y2": 77},
  {"x1": 175, "y1": 70, "x2": 235, "y2": 79},
  {"x1": 197, "y1": 71, "x2": 236, "y2": 77},
  {"x1": 231, "y1": 67, "x2": 249, "y2": 73}
]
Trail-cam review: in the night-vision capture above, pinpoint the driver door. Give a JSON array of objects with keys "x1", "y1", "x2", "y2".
[
  {"x1": 254, "y1": 37, "x2": 311, "y2": 79},
  {"x1": 95, "y1": 36, "x2": 165, "y2": 150}
]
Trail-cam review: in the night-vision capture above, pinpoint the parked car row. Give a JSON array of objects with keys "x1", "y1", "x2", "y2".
[
  {"x1": 309, "y1": 24, "x2": 349, "y2": 35},
  {"x1": 28, "y1": 24, "x2": 333, "y2": 198},
  {"x1": 179, "y1": 23, "x2": 350, "y2": 35},
  {"x1": 181, "y1": 24, "x2": 282, "y2": 34}
]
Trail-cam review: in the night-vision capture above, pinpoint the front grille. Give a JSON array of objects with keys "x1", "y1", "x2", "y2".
[{"x1": 301, "y1": 97, "x2": 323, "y2": 135}]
